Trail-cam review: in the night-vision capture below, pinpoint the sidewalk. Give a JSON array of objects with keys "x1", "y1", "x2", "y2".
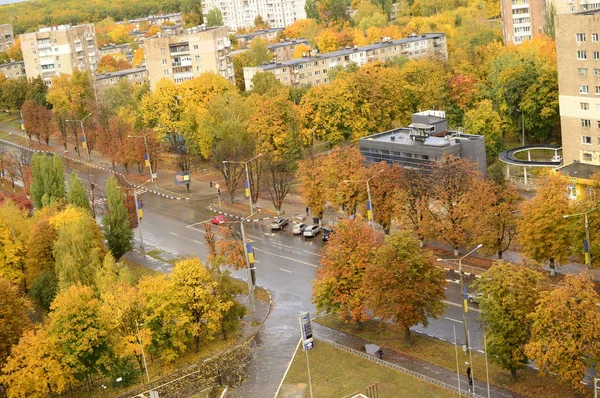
[{"x1": 312, "y1": 322, "x2": 522, "y2": 398}]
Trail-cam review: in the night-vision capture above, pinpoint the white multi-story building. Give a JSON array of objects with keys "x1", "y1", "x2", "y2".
[
  {"x1": 20, "y1": 24, "x2": 98, "y2": 85},
  {"x1": 202, "y1": 0, "x2": 306, "y2": 30}
]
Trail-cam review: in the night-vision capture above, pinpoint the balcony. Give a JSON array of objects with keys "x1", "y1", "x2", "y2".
[
  {"x1": 173, "y1": 71, "x2": 194, "y2": 80},
  {"x1": 172, "y1": 59, "x2": 192, "y2": 67},
  {"x1": 37, "y1": 41, "x2": 51, "y2": 49}
]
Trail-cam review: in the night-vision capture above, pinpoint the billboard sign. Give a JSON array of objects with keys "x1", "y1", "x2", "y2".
[
  {"x1": 299, "y1": 311, "x2": 314, "y2": 350},
  {"x1": 174, "y1": 171, "x2": 190, "y2": 185}
]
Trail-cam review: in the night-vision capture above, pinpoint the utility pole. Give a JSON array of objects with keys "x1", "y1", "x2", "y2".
[
  {"x1": 564, "y1": 207, "x2": 599, "y2": 268},
  {"x1": 136, "y1": 321, "x2": 150, "y2": 383},
  {"x1": 128, "y1": 132, "x2": 157, "y2": 188},
  {"x1": 223, "y1": 153, "x2": 263, "y2": 216},
  {"x1": 65, "y1": 113, "x2": 92, "y2": 161},
  {"x1": 343, "y1": 169, "x2": 385, "y2": 230}
]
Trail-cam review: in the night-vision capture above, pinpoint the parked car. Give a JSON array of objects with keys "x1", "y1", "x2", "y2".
[
  {"x1": 271, "y1": 217, "x2": 289, "y2": 230},
  {"x1": 292, "y1": 223, "x2": 308, "y2": 235},
  {"x1": 211, "y1": 215, "x2": 227, "y2": 225},
  {"x1": 293, "y1": 214, "x2": 306, "y2": 222},
  {"x1": 303, "y1": 225, "x2": 322, "y2": 238},
  {"x1": 467, "y1": 292, "x2": 484, "y2": 304},
  {"x1": 322, "y1": 227, "x2": 334, "y2": 242}
]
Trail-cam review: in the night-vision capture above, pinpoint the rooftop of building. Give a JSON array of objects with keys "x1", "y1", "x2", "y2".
[
  {"x1": 556, "y1": 162, "x2": 600, "y2": 180},
  {"x1": 577, "y1": 8, "x2": 600, "y2": 15},
  {"x1": 236, "y1": 28, "x2": 285, "y2": 40},
  {"x1": 145, "y1": 25, "x2": 225, "y2": 40},
  {"x1": 127, "y1": 12, "x2": 182, "y2": 23},
  {"x1": 0, "y1": 60, "x2": 24, "y2": 68},
  {"x1": 253, "y1": 33, "x2": 445, "y2": 71},
  {"x1": 99, "y1": 43, "x2": 131, "y2": 50},
  {"x1": 34, "y1": 23, "x2": 94, "y2": 33},
  {"x1": 94, "y1": 67, "x2": 147, "y2": 81},
  {"x1": 268, "y1": 39, "x2": 308, "y2": 49}
]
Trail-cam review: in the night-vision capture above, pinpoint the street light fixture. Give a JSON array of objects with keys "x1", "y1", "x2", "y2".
[
  {"x1": 223, "y1": 153, "x2": 263, "y2": 216},
  {"x1": 343, "y1": 169, "x2": 385, "y2": 230},
  {"x1": 564, "y1": 207, "x2": 599, "y2": 268},
  {"x1": 128, "y1": 132, "x2": 157, "y2": 189},
  {"x1": 437, "y1": 243, "x2": 483, "y2": 352},
  {"x1": 65, "y1": 113, "x2": 92, "y2": 161}
]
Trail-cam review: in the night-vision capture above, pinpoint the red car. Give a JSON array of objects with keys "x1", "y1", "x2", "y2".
[{"x1": 211, "y1": 215, "x2": 227, "y2": 225}]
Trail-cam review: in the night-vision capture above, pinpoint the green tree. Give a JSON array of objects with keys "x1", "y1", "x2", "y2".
[
  {"x1": 525, "y1": 274, "x2": 600, "y2": 393},
  {"x1": 0, "y1": 278, "x2": 31, "y2": 366},
  {"x1": 250, "y1": 72, "x2": 285, "y2": 95},
  {"x1": 247, "y1": 39, "x2": 273, "y2": 66},
  {"x1": 464, "y1": 99, "x2": 504, "y2": 163},
  {"x1": 474, "y1": 262, "x2": 548, "y2": 380},
  {"x1": 30, "y1": 153, "x2": 65, "y2": 209},
  {"x1": 103, "y1": 177, "x2": 133, "y2": 260},
  {"x1": 313, "y1": 218, "x2": 382, "y2": 323},
  {"x1": 53, "y1": 215, "x2": 105, "y2": 291},
  {"x1": 305, "y1": 0, "x2": 321, "y2": 22},
  {"x1": 517, "y1": 174, "x2": 571, "y2": 275},
  {"x1": 48, "y1": 284, "x2": 111, "y2": 393},
  {"x1": 25, "y1": 218, "x2": 57, "y2": 286},
  {"x1": 365, "y1": 231, "x2": 446, "y2": 346},
  {"x1": 29, "y1": 270, "x2": 58, "y2": 310},
  {"x1": 206, "y1": 8, "x2": 223, "y2": 27},
  {"x1": 172, "y1": 258, "x2": 232, "y2": 351},
  {"x1": 67, "y1": 171, "x2": 90, "y2": 212}
]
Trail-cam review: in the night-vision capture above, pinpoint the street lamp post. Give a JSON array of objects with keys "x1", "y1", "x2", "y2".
[
  {"x1": 343, "y1": 169, "x2": 385, "y2": 230},
  {"x1": 135, "y1": 321, "x2": 150, "y2": 383},
  {"x1": 223, "y1": 153, "x2": 263, "y2": 216},
  {"x1": 65, "y1": 113, "x2": 92, "y2": 161},
  {"x1": 239, "y1": 210, "x2": 260, "y2": 314},
  {"x1": 118, "y1": 179, "x2": 152, "y2": 256},
  {"x1": 437, "y1": 244, "x2": 483, "y2": 352},
  {"x1": 564, "y1": 207, "x2": 599, "y2": 268},
  {"x1": 128, "y1": 132, "x2": 157, "y2": 188}
]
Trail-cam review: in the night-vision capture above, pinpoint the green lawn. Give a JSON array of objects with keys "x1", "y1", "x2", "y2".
[
  {"x1": 279, "y1": 341, "x2": 456, "y2": 398},
  {"x1": 0, "y1": 112, "x2": 21, "y2": 129},
  {"x1": 315, "y1": 314, "x2": 587, "y2": 398},
  {"x1": 513, "y1": 148, "x2": 561, "y2": 161},
  {"x1": 120, "y1": 258, "x2": 160, "y2": 282}
]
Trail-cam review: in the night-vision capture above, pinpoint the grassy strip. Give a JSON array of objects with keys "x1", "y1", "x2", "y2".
[
  {"x1": 120, "y1": 258, "x2": 159, "y2": 282},
  {"x1": 0, "y1": 112, "x2": 21, "y2": 129},
  {"x1": 279, "y1": 340, "x2": 456, "y2": 398},
  {"x1": 315, "y1": 314, "x2": 584, "y2": 398}
]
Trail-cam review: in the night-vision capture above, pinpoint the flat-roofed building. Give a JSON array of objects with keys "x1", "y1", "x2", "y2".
[
  {"x1": 236, "y1": 28, "x2": 285, "y2": 49},
  {"x1": 243, "y1": 33, "x2": 447, "y2": 89},
  {"x1": 203, "y1": 0, "x2": 305, "y2": 31},
  {"x1": 99, "y1": 43, "x2": 133, "y2": 61},
  {"x1": 359, "y1": 110, "x2": 487, "y2": 176},
  {"x1": 144, "y1": 25, "x2": 234, "y2": 89},
  {"x1": 94, "y1": 67, "x2": 148, "y2": 98},
  {"x1": 231, "y1": 39, "x2": 308, "y2": 62},
  {"x1": 0, "y1": 61, "x2": 25, "y2": 79},
  {"x1": 20, "y1": 23, "x2": 99, "y2": 85},
  {"x1": 0, "y1": 24, "x2": 14, "y2": 53}
]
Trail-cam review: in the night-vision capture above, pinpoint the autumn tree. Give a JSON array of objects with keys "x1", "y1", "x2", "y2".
[
  {"x1": 0, "y1": 201, "x2": 30, "y2": 289},
  {"x1": 66, "y1": 171, "x2": 90, "y2": 212},
  {"x1": 322, "y1": 146, "x2": 367, "y2": 216},
  {"x1": 30, "y1": 153, "x2": 65, "y2": 209},
  {"x1": 474, "y1": 262, "x2": 548, "y2": 380},
  {"x1": 21, "y1": 99, "x2": 55, "y2": 145},
  {"x1": 49, "y1": 284, "x2": 112, "y2": 393},
  {"x1": 292, "y1": 43, "x2": 311, "y2": 59},
  {"x1": 206, "y1": 8, "x2": 224, "y2": 27},
  {"x1": 247, "y1": 39, "x2": 272, "y2": 66},
  {"x1": 172, "y1": 258, "x2": 232, "y2": 351},
  {"x1": 518, "y1": 174, "x2": 571, "y2": 275},
  {"x1": 0, "y1": 327, "x2": 74, "y2": 398},
  {"x1": 313, "y1": 218, "x2": 382, "y2": 323},
  {"x1": 25, "y1": 218, "x2": 57, "y2": 287},
  {"x1": 367, "y1": 162, "x2": 404, "y2": 234},
  {"x1": 365, "y1": 231, "x2": 446, "y2": 346},
  {"x1": 53, "y1": 213, "x2": 105, "y2": 291},
  {"x1": 525, "y1": 274, "x2": 600, "y2": 392},
  {"x1": 427, "y1": 156, "x2": 486, "y2": 255},
  {"x1": 0, "y1": 278, "x2": 31, "y2": 366},
  {"x1": 396, "y1": 167, "x2": 431, "y2": 246},
  {"x1": 297, "y1": 154, "x2": 327, "y2": 218},
  {"x1": 103, "y1": 176, "x2": 133, "y2": 260},
  {"x1": 464, "y1": 99, "x2": 504, "y2": 162}
]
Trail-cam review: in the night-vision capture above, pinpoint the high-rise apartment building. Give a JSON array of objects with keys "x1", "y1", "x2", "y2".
[
  {"x1": 202, "y1": 0, "x2": 306, "y2": 30},
  {"x1": 555, "y1": 0, "x2": 600, "y2": 15},
  {"x1": 20, "y1": 24, "x2": 99, "y2": 85},
  {"x1": 144, "y1": 26, "x2": 234, "y2": 90},
  {"x1": 556, "y1": 10, "x2": 600, "y2": 167},
  {"x1": 0, "y1": 24, "x2": 14, "y2": 53},
  {"x1": 500, "y1": 0, "x2": 546, "y2": 45}
]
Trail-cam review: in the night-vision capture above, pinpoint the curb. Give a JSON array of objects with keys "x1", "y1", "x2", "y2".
[{"x1": 0, "y1": 138, "x2": 195, "y2": 201}]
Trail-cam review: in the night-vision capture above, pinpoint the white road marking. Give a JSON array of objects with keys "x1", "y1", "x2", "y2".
[
  {"x1": 279, "y1": 268, "x2": 292, "y2": 273},
  {"x1": 248, "y1": 234, "x2": 263, "y2": 241},
  {"x1": 444, "y1": 300, "x2": 480, "y2": 313},
  {"x1": 272, "y1": 242, "x2": 293, "y2": 249},
  {"x1": 302, "y1": 250, "x2": 321, "y2": 257},
  {"x1": 193, "y1": 240, "x2": 203, "y2": 244},
  {"x1": 254, "y1": 247, "x2": 318, "y2": 268},
  {"x1": 186, "y1": 220, "x2": 211, "y2": 228},
  {"x1": 169, "y1": 232, "x2": 179, "y2": 236},
  {"x1": 445, "y1": 317, "x2": 463, "y2": 324}
]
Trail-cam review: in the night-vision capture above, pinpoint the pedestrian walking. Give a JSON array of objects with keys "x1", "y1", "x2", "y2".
[
  {"x1": 306, "y1": 206, "x2": 309, "y2": 216},
  {"x1": 376, "y1": 347, "x2": 383, "y2": 359},
  {"x1": 466, "y1": 362, "x2": 473, "y2": 386},
  {"x1": 210, "y1": 181, "x2": 213, "y2": 188}
]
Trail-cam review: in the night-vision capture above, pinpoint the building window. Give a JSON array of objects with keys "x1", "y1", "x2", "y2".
[
  {"x1": 581, "y1": 85, "x2": 590, "y2": 94},
  {"x1": 578, "y1": 51, "x2": 588, "y2": 60},
  {"x1": 595, "y1": 52, "x2": 600, "y2": 60},
  {"x1": 594, "y1": 33, "x2": 599, "y2": 42},
  {"x1": 582, "y1": 102, "x2": 590, "y2": 110},
  {"x1": 598, "y1": 121, "x2": 600, "y2": 128},
  {"x1": 596, "y1": 86, "x2": 600, "y2": 95},
  {"x1": 584, "y1": 152, "x2": 593, "y2": 161},
  {"x1": 579, "y1": 68, "x2": 588, "y2": 76},
  {"x1": 193, "y1": 45, "x2": 199, "y2": 50},
  {"x1": 160, "y1": 48, "x2": 165, "y2": 54},
  {"x1": 596, "y1": 69, "x2": 600, "y2": 76},
  {"x1": 195, "y1": 55, "x2": 200, "y2": 61},
  {"x1": 583, "y1": 135, "x2": 592, "y2": 144},
  {"x1": 577, "y1": 33, "x2": 587, "y2": 42},
  {"x1": 164, "y1": 70, "x2": 169, "y2": 76},
  {"x1": 162, "y1": 59, "x2": 167, "y2": 65},
  {"x1": 583, "y1": 119, "x2": 592, "y2": 127}
]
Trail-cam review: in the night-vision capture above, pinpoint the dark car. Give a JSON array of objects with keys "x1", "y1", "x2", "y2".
[
  {"x1": 270, "y1": 217, "x2": 289, "y2": 230},
  {"x1": 322, "y1": 227, "x2": 334, "y2": 242}
]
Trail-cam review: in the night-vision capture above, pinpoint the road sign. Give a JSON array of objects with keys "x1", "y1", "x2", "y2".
[
  {"x1": 215, "y1": 183, "x2": 220, "y2": 189},
  {"x1": 299, "y1": 311, "x2": 314, "y2": 350}
]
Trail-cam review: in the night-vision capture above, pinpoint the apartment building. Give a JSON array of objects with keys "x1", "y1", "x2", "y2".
[
  {"x1": 236, "y1": 28, "x2": 284, "y2": 49},
  {"x1": 94, "y1": 67, "x2": 148, "y2": 98},
  {"x1": 0, "y1": 61, "x2": 25, "y2": 79},
  {"x1": 232, "y1": 39, "x2": 308, "y2": 62},
  {"x1": 144, "y1": 26, "x2": 234, "y2": 89},
  {"x1": 126, "y1": 13, "x2": 183, "y2": 29},
  {"x1": 99, "y1": 43, "x2": 132, "y2": 60},
  {"x1": 556, "y1": 11, "x2": 600, "y2": 170},
  {"x1": 555, "y1": 0, "x2": 600, "y2": 15},
  {"x1": 359, "y1": 111, "x2": 487, "y2": 177},
  {"x1": 243, "y1": 33, "x2": 447, "y2": 89},
  {"x1": 0, "y1": 24, "x2": 14, "y2": 53},
  {"x1": 500, "y1": 0, "x2": 546, "y2": 45},
  {"x1": 20, "y1": 24, "x2": 99, "y2": 85},
  {"x1": 203, "y1": 0, "x2": 305, "y2": 30}
]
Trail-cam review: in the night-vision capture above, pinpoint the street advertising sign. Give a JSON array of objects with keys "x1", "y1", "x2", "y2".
[
  {"x1": 174, "y1": 171, "x2": 190, "y2": 185},
  {"x1": 299, "y1": 311, "x2": 314, "y2": 350}
]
